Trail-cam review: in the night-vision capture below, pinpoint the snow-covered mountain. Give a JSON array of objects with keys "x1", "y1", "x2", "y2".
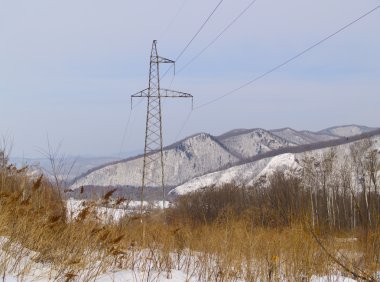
[
  {"x1": 71, "y1": 133, "x2": 239, "y2": 189},
  {"x1": 70, "y1": 129, "x2": 293, "y2": 190},
  {"x1": 270, "y1": 128, "x2": 337, "y2": 145},
  {"x1": 71, "y1": 125, "x2": 379, "y2": 192},
  {"x1": 218, "y1": 128, "x2": 292, "y2": 158},
  {"x1": 270, "y1": 125, "x2": 376, "y2": 145},
  {"x1": 318, "y1": 125, "x2": 376, "y2": 138},
  {"x1": 170, "y1": 134, "x2": 380, "y2": 196},
  {"x1": 171, "y1": 153, "x2": 301, "y2": 196}
]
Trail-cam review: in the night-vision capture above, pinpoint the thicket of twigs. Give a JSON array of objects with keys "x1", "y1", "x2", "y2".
[{"x1": 0, "y1": 139, "x2": 379, "y2": 281}]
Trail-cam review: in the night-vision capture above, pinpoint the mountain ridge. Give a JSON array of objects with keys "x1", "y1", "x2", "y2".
[
  {"x1": 70, "y1": 125, "x2": 379, "y2": 193},
  {"x1": 171, "y1": 130, "x2": 380, "y2": 196}
]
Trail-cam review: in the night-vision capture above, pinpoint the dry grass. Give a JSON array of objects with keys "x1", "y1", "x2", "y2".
[{"x1": 0, "y1": 165, "x2": 379, "y2": 281}]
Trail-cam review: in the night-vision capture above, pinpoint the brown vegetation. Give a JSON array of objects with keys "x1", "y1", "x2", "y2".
[{"x1": 0, "y1": 139, "x2": 379, "y2": 280}]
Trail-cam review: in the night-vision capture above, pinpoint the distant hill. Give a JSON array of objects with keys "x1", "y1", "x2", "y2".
[
  {"x1": 270, "y1": 127, "x2": 337, "y2": 145},
  {"x1": 69, "y1": 125, "x2": 379, "y2": 199},
  {"x1": 171, "y1": 130, "x2": 380, "y2": 196},
  {"x1": 71, "y1": 133, "x2": 239, "y2": 189},
  {"x1": 218, "y1": 128, "x2": 292, "y2": 158},
  {"x1": 318, "y1": 125, "x2": 375, "y2": 137}
]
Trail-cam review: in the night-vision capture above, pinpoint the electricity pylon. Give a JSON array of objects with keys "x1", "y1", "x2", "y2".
[{"x1": 131, "y1": 40, "x2": 192, "y2": 213}]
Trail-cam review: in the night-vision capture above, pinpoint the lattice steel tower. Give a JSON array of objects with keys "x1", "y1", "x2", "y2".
[{"x1": 131, "y1": 40, "x2": 192, "y2": 210}]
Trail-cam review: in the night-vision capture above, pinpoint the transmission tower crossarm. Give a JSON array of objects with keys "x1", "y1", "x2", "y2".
[
  {"x1": 131, "y1": 88, "x2": 149, "y2": 98},
  {"x1": 131, "y1": 88, "x2": 192, "y2": 98},
  {"x1": 160, "y1": 88, "x2": 194, "y2": 109},
  {"x1": 131, "y1": 88, "x2": 193, "y2": 109},
  {"x1": 157, "y1": 56, "x2": 175, "y2": 64},
  {"x1": 160, "y1": 88, "x2": 193, "y2": 98}
]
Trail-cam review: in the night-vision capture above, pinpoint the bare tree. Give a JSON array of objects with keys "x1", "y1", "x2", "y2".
[
  {"x1": 0, "y1": 135, "x2": 13, "y2": 169},
  {"x1": 350, "y1": 138, "x2": 378, "y2": 229},
  {"x1": 38, "y1": 137, "x2": 78, "y2": 203}
]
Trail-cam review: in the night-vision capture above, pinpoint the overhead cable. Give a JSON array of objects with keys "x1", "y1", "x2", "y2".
[
  {"x1": 178, "y1": 0, "x2": 259, "y2": 74},
  {"x1": 194, "y1": 5, "x2": 380, "y2": 110},
  {"x1": 162, "y1": 0, "x2": 225, "y2": 79}
]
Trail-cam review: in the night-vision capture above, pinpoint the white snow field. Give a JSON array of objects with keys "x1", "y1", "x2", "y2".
[{"x1": 0, "y1": 235, "x2": 366, "y2": 282}]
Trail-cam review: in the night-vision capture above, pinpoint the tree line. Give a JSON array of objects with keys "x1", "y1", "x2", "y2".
[{"x1": 170, "y1": 138, "x2": 380, "y2": 232}]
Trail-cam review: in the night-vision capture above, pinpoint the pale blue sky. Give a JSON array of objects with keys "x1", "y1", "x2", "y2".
[{"x1": 0, "y1": 0, "x2": 379, "y2": 157}]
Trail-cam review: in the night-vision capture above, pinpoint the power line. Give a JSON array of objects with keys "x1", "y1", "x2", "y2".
[
  {"x1": 171, "y1": 5, "x2": 380, "y2": 141},
  {"x1": 123, "y1": 1, "x2": 224, "y2": 150},
  {"x1": 160, "y1": 0, "x2": 228, "y2": 135},
  {"x1": 175, "y1": 0, "x2": 225, "y2": 62},
  {"x1": 162, "y1": 0, "x2": 225, "y2": 79},
  {"x1": 118, "y1": 98, "x2": 144, "y2": 158},
  {"x1": 118, "y1": 109, "x2": 133, "y2": 157},
  {"x1": 177, "y1": 0, "x2": 259, "y2": 74},
  {"x1": 174, "y1": 110, "x2": 193, "y2": 142},
  {"x1": 194, "y1": 5, "x2": 380, "y2": 110},
  {"x1": 119, "y1": 1, "x2": 193, "y2": 155},
  {"x1": 159, "y1": 0, "x2": 190, "y2": 41}
]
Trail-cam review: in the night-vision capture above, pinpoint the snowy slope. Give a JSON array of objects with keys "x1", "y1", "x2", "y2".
[
  {"x1": 71, "y1": 133, "x2": 239, "y2": 189},
  {"x1": 170, "y1": 135, "x2": 380, "y2": 196},
  {"x1": 319, "y1": 125, "x2": 376, "y2": 138},
  {"x1": 170, "y1": 158, "x2": 271, "y2": 195},
  {"x1": 218, "y1": 128, "x2": 292, "y2": 158},
  {"x1": 300, "y1": 130, "x2": 338, "y2": 142},
  {"x1": 271, "y1": 128, "x2": 337, "y2": 145},
  {"x1": 0, "y1": 235, "x2": 358, "y2": 282},
  {"x1": 170, "y1": 154, "x2": 300, "y2": 196},
  {"x1": 246, "y1": 153, "x2": 302, "y2": 186},
  {"x1": 71, "y1": 125, "x2": 378, "y2": 192}
]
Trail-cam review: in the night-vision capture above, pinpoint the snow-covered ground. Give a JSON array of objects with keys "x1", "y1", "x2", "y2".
[
  {"x1": 1, "y1": 271, "x2": 363, "y2": 282},
  {"x1": 66, "y1": 198, "x2": 170, "y2": 223},
  {"x1": 0, "y1": 235, "x2": 367, "y2": 282},
  {"x1": 310, "y1": 276, "x2": 356, "y2": 282}
]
